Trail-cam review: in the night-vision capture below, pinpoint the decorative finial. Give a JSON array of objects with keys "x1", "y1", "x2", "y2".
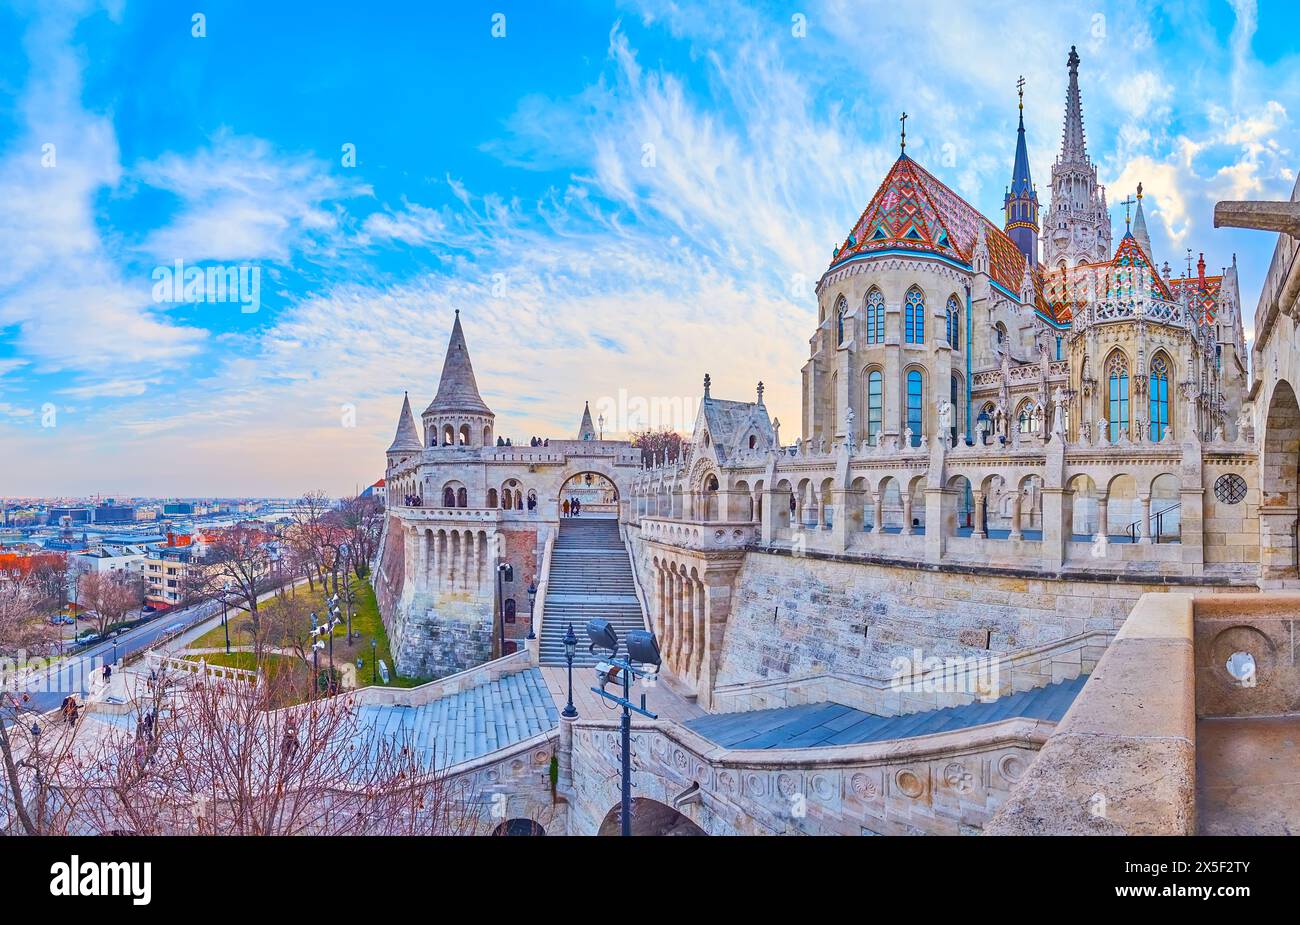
[
  {"x1": 1120, "y1": 194, "x2": 1136, "y2": 232},
  {"x1": 1137, "y1": 181, "x2": 1143, "y2": 200},
  {"x1": 703, "y1": 373, "x2": 711, "y2": 399},
  {"x1": 899, "y1": 112, "x2": 908, "y2": 154},
  {"x1": 756, "y1": 380, "x2": 765, "y2": 405},
  {"x1": 1017, "y1": 75, "x2": 1025, "y2": 111}
]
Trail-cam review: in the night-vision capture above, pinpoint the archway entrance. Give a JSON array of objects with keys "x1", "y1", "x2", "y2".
[
  {"x1": 492, "y1": 818, "x2": 546, "y2": 836},
  {"x1": 1261, "y1": 380, "x2": 1300, "y2": 584},
  {"x1": 559, "y1": 471, "x2": 619, "y2": 518},
  {"x1": 597, "y1": 797, "x2": 707, "y2": 836}
]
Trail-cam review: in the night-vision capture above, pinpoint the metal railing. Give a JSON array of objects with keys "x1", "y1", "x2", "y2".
[{"x1": 1125, "y1": 503, "x2": 1181, "y2": 543}]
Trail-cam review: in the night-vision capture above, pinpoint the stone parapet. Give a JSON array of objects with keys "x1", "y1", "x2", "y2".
[{"x1": 985, "y1": 592, "x2": 1197, "y2": 835}]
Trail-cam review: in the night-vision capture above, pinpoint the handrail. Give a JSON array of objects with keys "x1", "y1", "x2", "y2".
[{"x1": 1124, "y1": 502, "x2": 1181, "y2": 543}]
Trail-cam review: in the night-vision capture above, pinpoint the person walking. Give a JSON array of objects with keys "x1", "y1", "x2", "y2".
[
  {"x1": 573, "y1": 497, "x2": 581, "y2": 517},
  {"x1": 562, "y1": 499, "x2": 571, "y2": 517}
]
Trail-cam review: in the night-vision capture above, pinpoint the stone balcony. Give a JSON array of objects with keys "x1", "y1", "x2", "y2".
[
  {"x1": 639, "y1": 516, "x2": 757, "y2": 551},
  {"x1": 392, "y1": 505, "x2": 504, "y2": 525}
]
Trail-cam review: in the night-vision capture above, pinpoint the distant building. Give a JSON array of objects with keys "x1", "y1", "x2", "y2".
[
  {"x1": 48, "y1": 507, "x2": 91, "y2": 525},
  {"x1": 93, "y1": 501, "x2": 135, "y2": 524},
  {"x1": 162, "y1": 502, "x2": 194, "y2": 516}
]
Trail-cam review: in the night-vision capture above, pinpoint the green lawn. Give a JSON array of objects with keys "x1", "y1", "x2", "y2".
[{"x1": 186, "y1": 578, "x2": 426, "y2": 690}]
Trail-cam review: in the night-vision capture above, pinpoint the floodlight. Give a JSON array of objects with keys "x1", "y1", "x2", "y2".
[
  {"x1": 626, "y1": 630, "x2": 662, "y2": 668},
  {"x1": 586, "y1": 619, "x2": 618, "y2": 655}
]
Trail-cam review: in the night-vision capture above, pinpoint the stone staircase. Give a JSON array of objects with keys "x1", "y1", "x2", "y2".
[
  {"x1": 355, "y1": 667, "x2": 558, "y2": 768},
  {"x1": 539, "y1": 517, "x2": 647, "y2": 666},
  {"x1": 686, "y1": 674, "x2": 1088, "y2": 749}
]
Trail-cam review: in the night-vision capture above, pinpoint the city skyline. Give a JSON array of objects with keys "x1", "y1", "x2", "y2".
[{"x1": 1, "y1": 0, "x2": 1297, "y2": 495}]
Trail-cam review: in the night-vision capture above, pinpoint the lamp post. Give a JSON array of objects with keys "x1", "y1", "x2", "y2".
[
  {"x1": 561, "y1": 623, "x2": 577, "y2": 718},
  {"x1": 526, "y1": 581, "x2": 537, "y2": 640},
  {"x1": 585, "y1": 620, "x2": 661, "y2": 836},
  {"x1": 371, "y1": 638, "x2": 378, "y2": 684},
  {"x1": 221, "y1": 579, "x2": 231, "y2": 655},
  {"x1": 495, "y1": 562, "x2": 513, "y2": 656}
]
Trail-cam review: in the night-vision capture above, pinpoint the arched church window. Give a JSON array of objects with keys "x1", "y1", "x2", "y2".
[
  {"x1": 835, "y1": 295, "x2": 847, "y2": 345},
  {"x1": 995, "y1": 322, "x2": 1007, "y2": 344},
  {"x1": 949, "y1": 374, "x2": 960, "y2": 442},
  {"x1": 1017, "y1": 400, "x2": 1039, "y2": 434},
  {"x1": 443, "y1": 486, "x2": 456, "y2": 508},
  {"x1": 456, "y1": 487, "x2": 468, "y2": 507},
  {"x1": 865, "y1": 288, "x2": 885, "y2": 345},
  {"x1": 1107, "y1": 352, "x2": 1129, "y2": 442},
  {"x1": 1149, "y1": 355, "x2": 1170, "y2": 441},
  {"x1": 905, "y1": 287, "x2": 925, "y2": 344},
  {"x1": 946, "y1": 294, "x2": 960, "y2": 350},
  {"x1": 866, "y1": 369, "x2": 883, "y2": 445},
  {"x1": 906, "y1": 369, "x2": 924, "y2": 446}
]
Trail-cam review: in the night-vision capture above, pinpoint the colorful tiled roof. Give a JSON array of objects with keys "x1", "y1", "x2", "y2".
[
  {"x1": 1169, "y1": 274, "x2": 1224, "y2": 323},
  {"x1": 831, "y1": 154, "x2": 1065, "y2": 324}
]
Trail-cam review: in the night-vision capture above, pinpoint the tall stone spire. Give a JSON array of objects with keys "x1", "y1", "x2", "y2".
[
  {"x1": 1060, "y1": 45, "x2": 1088, "y2": 164},
  {"x1": 424, "y1": 310, "x2": 492, "y2": 418},
  {"x1": 577, "y1": 401, "x2": 597, "y2": 441},
  {"x1": 1041, "y1": 45, "x2": 1111, "y2": 268},
  {"x1": 386, "y1": 391, "x2": 422, "y2": 454},
  {"x1": 1132, "y1": 182, "x2": 1153, "y2": 259},
  {"x1": 1004, "y1": 76, "x2": 1039, "y2": 267}
]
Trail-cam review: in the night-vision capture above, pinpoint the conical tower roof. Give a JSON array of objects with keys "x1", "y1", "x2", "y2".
[
  {"x1": 578, "y1": 401, "x2": 597, "y2": 440},
  {"x1": 424, "y1": 311, "x2": 493, "y2": 417},
  {"x1": 387, "y1": 392, "x2": 423, "y2": 453},
  {"x1": 1060, "y1": 46, "x2": 1089, "y2": 164}
]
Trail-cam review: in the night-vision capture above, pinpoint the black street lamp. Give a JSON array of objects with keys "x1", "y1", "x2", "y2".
[
  {"x1": 561, "y1": 623, "x2": 578, "y2": 718},
  {"x1": 371, "y1": 638, "x2": 378, "y2": 684},
  {"x1": 495, "y1": 562, "x2": 513, "y2": 656},
  {"x1": 221, "y1": 579, "x2": 231, "y2": 655},
  {"x1": 526, "y1": 581, "x2": 537, "y2": 640}
]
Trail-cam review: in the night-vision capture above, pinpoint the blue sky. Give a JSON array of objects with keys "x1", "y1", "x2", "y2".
[{"x1": 0, "y1": 0, "x2": 1296, "y2": 496}]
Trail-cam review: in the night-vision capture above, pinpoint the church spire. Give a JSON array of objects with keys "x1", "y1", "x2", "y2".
[
  {"x1": 424, "y1": 310, "x2": 493, "y2": 418},
  {"x1": 1132, "y1": 182, "x2": 1153, "y2": 260},
  {"x1": 1004, "y1": 75, "x2": 1039, "y2": 267},
  {"x1": 1060, "y1": 45, "x2": 1089, "y2": 164}
]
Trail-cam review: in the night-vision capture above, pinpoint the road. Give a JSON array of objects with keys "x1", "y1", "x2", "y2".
[{"x1": 13, "y1": 578, "x2": 310, "y2": 714}]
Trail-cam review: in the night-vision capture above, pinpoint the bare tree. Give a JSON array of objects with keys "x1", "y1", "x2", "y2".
[
  {"x1": 338, "y1": 495, "x2": 383, "y2": 579},
  {"x1": 77, "y1": 570, "x2": 144, "y2": 638},
  {"x1": 631, "y1": 428, "x2": 685, "y2": 467},
  {"x1": 65, "y1": 668, "x2": 482, "y2": 836},
  {"x1": 185, "y1": 525, "x2": 272, "y2": 661}
]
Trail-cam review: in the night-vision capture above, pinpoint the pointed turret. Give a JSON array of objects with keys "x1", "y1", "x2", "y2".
[
  {"x1": 422, "y1": 311, "x2": 495, "y2": 447},
  {"x1": 1060, "y1": 45, "x2": 1088, "y2": 164},
  {"x1": 1004, "y1": 77, "x2": 1039, "y2": 267},
  {"x1": 577, "y1": 401, "x2": 597, "y2": 441},
  {"x1": 1132, "y1": 182, "x2": 1153, "y2": 260},
  {"x1": 425, "y1": 310, "x2": 492, "y2": 417},
  {"x1": 386, "y1": 392, "x2": 422, "y2": 455}
]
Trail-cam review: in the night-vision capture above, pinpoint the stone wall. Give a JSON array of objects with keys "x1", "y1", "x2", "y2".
[{"x1": 714, "y1": 548, "x2": 1247, "y2": 688}]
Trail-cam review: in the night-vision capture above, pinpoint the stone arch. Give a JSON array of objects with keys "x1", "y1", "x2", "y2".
[
  {"x1": 558, "y1": 470, "x2": 620, "y2": 519},
  {"x1": 1106, "y1": 473, "x2": 1140, "y2": 540},
  {"x1": 773, "y1": 478, "x2": 795, "y2": 530},
  {"x1": 946, "y1": 474, "x2": 974, "y2": 534},
  {"x1": 492, "y1": 818, "x2": 545, "y2": 836},
  {"x1": 876, "y1": 475, "x2": 902, "y2": 531},
  {"x1": 1149, "y1": 472, "x2": 1182, "y2": 542},
  {"x1": 597, "y1": 797, "x2": 707, "y2": 836},
  {"x1": 1067, "y1": 473, "x2": 1098, "y2": 537}
]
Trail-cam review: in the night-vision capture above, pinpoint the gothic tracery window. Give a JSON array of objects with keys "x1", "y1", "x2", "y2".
[
  {"x1": 1149, "y1": 354, "x2": 1170, "y2": 441},
  {"x1": 1107, "y1": 352, "x2": 1129, "y2": 442},
  {"x1": 866, "y1": 369, "x2": 883, "y2": 444},
  {"x1": 906, "y1": 369, "x2": 924, "y2": 445},
  {"x1": 945, "y1": 294, "x2": 960, "y2": 350},
  {"x1": 866, "y1": 288, "x2": 885, "y2": 345},
  {"x1": 905, "y1": 287, "x2": 925, "y2": 344}
]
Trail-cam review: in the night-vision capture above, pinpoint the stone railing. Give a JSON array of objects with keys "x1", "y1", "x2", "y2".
[
  {"x1": 392, "y1": 506, "x2": 503, "y2": 524},
  {"x1": 145, "y1": 651, "x2": 259, "y2": 685},
  {"x1": 640, "y1": 517, "x2": 757, "y2": 551},
  {"x1": 569, "y1": 713, "x2": 1055, "y2": 835},
  {"x1": 527, "y1": 530, "x2": 557, "y2": 660},
  {"x1": 349, "y1": 648, "x2": 535, "y2": 708},
  {"x1": 985, "y1": 593, "x2": 1195, "y2": 835},
  {"x1": 710, "y1": 630, "x2": 1111, "y2": 717}
]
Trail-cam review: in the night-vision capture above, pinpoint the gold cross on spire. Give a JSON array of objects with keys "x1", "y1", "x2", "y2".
[
  {"x1": 1120, "y1": 194, "x2": 1136, "y2": 231},
  {"x1": 900, "y1": 112, "x2": 908, "y2": 154},
  {"x1": 1017, "y1": 75, "x2": 1025, "y2": 110}
]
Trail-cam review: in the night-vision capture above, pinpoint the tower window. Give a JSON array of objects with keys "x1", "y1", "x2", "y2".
[{"x1": 905, "y1": 287, "x2": 925, "y2": 344}]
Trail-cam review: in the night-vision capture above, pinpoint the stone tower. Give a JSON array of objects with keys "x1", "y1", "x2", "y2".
[
  {"x1": 578, "y1": 401, "x2": 597, "y2": 440},
  {"x1": 1041, "y1": 46, "x2": 1111, "y2": 269},
  {"x1": 385, "y1": 391, "x2": 423, "y2": 474}
]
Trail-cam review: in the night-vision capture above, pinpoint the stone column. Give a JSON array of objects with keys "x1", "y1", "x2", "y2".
[
  {"x1": 1009, "y1": 493, "x2": 1024, "y2": 541},
  {"x1": 673, "y1": 571, "x2": 687, "y2": 669},
  {"x1": 654, "y1": 566, "x2": 665, "y2": 638},
  {"x1": 660, "y1": 567, "x2": 675, "y2": 664},
  {"x1": 1096, "y1": 492, "x2": 1110, "y2": 539},
  {"x1": 924, "y1": 487, "x2": 948, "y2": 563},
  {"x1": 873, "y1": 492, "x2": 884, "y2": 533},
  {"x1": 694, "y1": 580, "x2": 706, "y2": 681},
  {"x1": 1138, "y1": 495, "x2": 1153, "y2": 544},
  {"x1": 1258, "y1": 508, "x2": 1300, "y2": 587},
  {"x1": 972, "y1": 490, "x2": 986, "y2": 539},
  {"x1": 1040, "y1": 487, "x2": 1071, "y2": 570},
  {"x1": 760, "y1": 490, "x2": 777, "y2": 544},
  {"x1": 557, "y1": 714, "x2": 577, "y2": 794},
  {"x1": 679, "y1": 573, "x2": 694, "y2": 681},
  {"x1": 901, "y1": 491, "x2": 914, "y2": 536}
]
